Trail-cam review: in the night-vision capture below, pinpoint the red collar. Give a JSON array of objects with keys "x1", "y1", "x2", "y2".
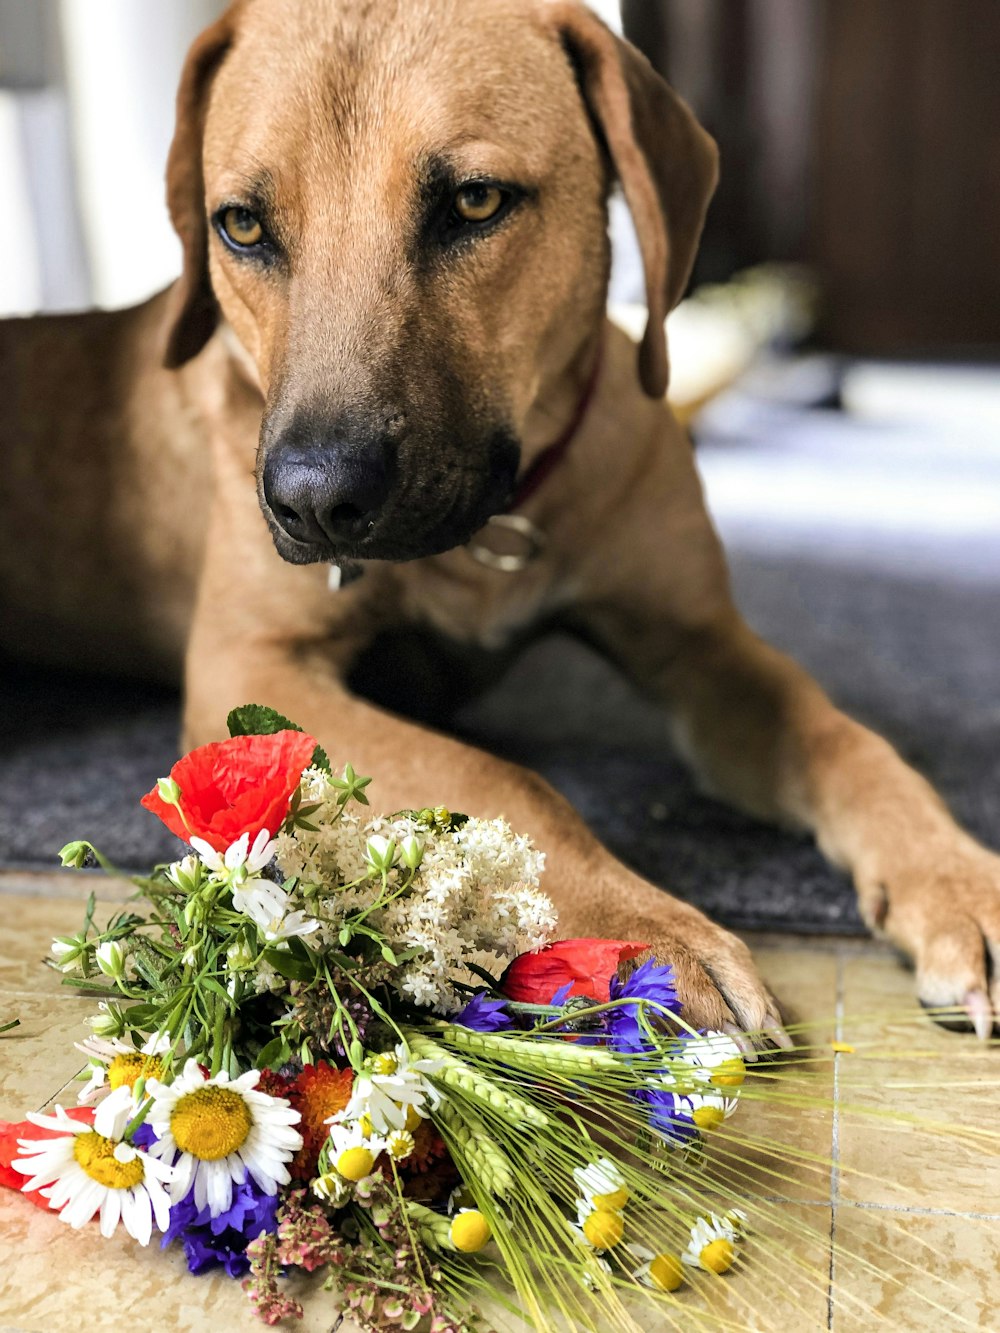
[{"x1": 509, "y1": 342, "x2": 603, "y2": 511}]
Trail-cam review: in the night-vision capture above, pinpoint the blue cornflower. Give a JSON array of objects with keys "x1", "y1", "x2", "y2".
[
  {"x1": 639, "y1": 1085, "x2": 699, "y2": 1147},
  {"x1": 162, "y1": 1176, "x2": 280, "y2": 1276},
  {"x1": 454, "y1": 991, "x2": 514, "y2": 1032},
  {"x1": 606, "y1": 959, "x2": 680, "y2": 1054}
]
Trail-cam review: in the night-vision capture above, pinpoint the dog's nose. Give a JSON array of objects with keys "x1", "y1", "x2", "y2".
[{"x1": 262, "y1": 441, "x2": 390, "y2": 546}]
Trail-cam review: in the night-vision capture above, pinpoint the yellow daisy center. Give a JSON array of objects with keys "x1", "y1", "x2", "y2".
[
  {"x1": 170, "y1": 1086, "x2": 252, "y2": 1160},
  {"x1": 336, "y1": 1146, "x2": 375, "y2": 1181},
  {"x1": 451, "y1": 1210, "x2": 491, "y2": 1253},
  {"x1": 699, "y1": 1238, "x2": 735, "y2": 1274},
  {"x1": 710, "y1": 1058, "x2": 746, "y2": 1089},
  {"x1": 402, "y1": 1104, "x2": 423, "y2": 1133},
  {"x1": 358, "y1": 1113, "x2": 374, "y2": 1137},
  {"x1": 583, "y1": 1209, "x2": 624, "y2": 1250},
  {"x1": 372, "y1": 1052, "x2": 399, "y2": 1076},
  {"x1": 73, "y1": 1132, "x2": 144, "y2": 1190},
  {"x1": 649, "y1": 1252, "x2": 685, "y2": 1292},
  {"x1": 107, "y1": 1052, "x2": 165, "y2": 1092},
  {"x1": 387, "y1": 1131, "x2": 415, "y2": 1161},
  {"x1": 593, "y1": 1185, "x2": 629, "y2": 1211},
  {"x1": 692, "y1": 1104, "x2": 726, "y2": 1131}
]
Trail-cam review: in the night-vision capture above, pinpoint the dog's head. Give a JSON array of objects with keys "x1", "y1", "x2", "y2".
[{"x1": 164, "y1": 0, "x2": 717, "y2": 564}]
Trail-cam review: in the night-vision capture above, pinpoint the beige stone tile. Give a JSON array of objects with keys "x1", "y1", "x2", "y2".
[
  {"x1": 0, "y1": 870, "x2": 131, "y2": 902},
  {"x1": 0, "y1": 894, "x2": 124, "y2": 997},
  {"x1": 697, "y1": 948, "x2": 838, "y2": 1203},
  {"x1": 656, "y1": 1201, "x2": 834, "y2": 1332},
  {"x1": 0, "y1": 1193, "x2": 353, "y2": 1333},
  {"x1": 0, "y1": 993, "x2": 95, "y2": 1117},
  {"x1": 830, "y1": 1207, "x2": 1000, "y2": 1331},
  {"x1": 835, "y1": 955, "x2": 1000, "y2": 1211}
]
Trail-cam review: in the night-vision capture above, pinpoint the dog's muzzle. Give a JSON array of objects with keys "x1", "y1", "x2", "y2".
[{"x1": 262, "y1": 439, "x2": 390, "y2": 549}]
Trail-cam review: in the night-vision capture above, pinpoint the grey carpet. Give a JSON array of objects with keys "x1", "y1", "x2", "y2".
[{"x1": 2, "y1": 553, "x2": 997, "y2": 935}]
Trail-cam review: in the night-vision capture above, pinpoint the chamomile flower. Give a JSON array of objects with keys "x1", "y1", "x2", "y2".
[
  {"x1": 74, "y1": 1033, "x2": 171, "y2": 1105},
  {"x1": 677, "y1": 1031, "x2": 746, "y2": 1091},
  {"x1": 337, "y1": 1043, "x2": 442, "y2": 1134},
  {"x1": 386, "y1": 1129, "x2": 416, "y2": 1161},
  {"x1": 145, "y1": 1060, "x2": 302, "y2": 1217},
  {"x1": 682, "y1": 1209, "x2": 748, "y2": 1274},
  {"x1": 325, "y1": 1121, "x2": 387, "y2": 1181},
  {"x1": 686, "y1": 1091, "x2": 739, "y2": 1132},
  {"x1": 573, "y1": 1198, "x2": 626, "y2": 1250},
  {"x1": 12, "y1": 1086, "x2": 173, "y2": 1244},
  {"x1": 630, "y1": 1244, "x2": 686, "y2": 1292},
  {"x1": 573, "y1": 1156, "x2": 630, "y2": 1211}
]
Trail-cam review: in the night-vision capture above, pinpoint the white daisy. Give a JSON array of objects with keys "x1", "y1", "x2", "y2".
[
  {"x1": 573, "y1": 1156, "x2": 630, "y2": 1211},
  {"x1": 145, "y1": 1059, "x2": 302, "y2": 1217},
  {"x1": 629, "y1": 1244, "x2": 686, "y2": 1292},
  {"x1": 325, "y1": 1121, "x2": 387, "y2": 1181},
  {"x1": 12, "y1": 1086, "x2": 173, "y2": 1244},
  {"x1": 686, "y1": 1091, "x2": 739, "y2": 1132},
  {"x1": 74, "y1": 1033, "x2": 171, "y2": 1105},
  {"x1": 336, "y1": 1044, "x2": 442, "y2": 1134},
  {"x1": 677, "y1": 1032, "x2": 746, "y2": 1091},
  {"x1": 682, "y1": 1209, "x2": 748, "y2": 1273}
]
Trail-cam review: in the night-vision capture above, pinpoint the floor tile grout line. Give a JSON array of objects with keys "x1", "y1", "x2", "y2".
[{"x1": 826, "y1": 951, "x2": 845, "y2": 1331}]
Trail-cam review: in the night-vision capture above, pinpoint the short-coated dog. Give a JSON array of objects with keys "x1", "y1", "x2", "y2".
[{"x1": 3, "y1": 0, "x2": 999, "y2": 1043}]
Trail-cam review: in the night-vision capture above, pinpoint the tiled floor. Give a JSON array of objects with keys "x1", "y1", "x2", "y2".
[{"x1": 2, "y1": 872, "x2": 999, "y2": 1332}]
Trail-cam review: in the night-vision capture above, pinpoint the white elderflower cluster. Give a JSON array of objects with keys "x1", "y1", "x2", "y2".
[{"x1": 273, "y1": 768, "x2": 555, "y2": 1012}]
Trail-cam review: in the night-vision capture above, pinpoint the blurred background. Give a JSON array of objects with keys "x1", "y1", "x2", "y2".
[{"x1": 1, "y1": 1, "x2": 997, "y2": 931}]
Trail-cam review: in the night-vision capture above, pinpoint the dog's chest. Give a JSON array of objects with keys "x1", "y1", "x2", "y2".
[{"x1": 391, "y1": 548, "x2": 576, "y2": 651}]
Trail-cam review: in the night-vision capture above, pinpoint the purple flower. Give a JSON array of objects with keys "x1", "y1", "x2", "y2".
[
  {"x1": 549, "y1": 982, "x2": 575, "y2": 1007},
  {"x1": 607, "y1": 959, "x2": 680, "y2": 1054},
  {"x1": 454, "y1": 992, "x2": 514, "y2": 1032},
  {"x1": 162, "y1": 1177, "x2": 280, "y2": 1276},
  {"x1": 639, "y1": 1085, "x2": 698, "y2": 1146}
]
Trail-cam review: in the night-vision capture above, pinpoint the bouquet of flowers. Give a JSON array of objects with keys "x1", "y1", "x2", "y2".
[{"x1": 0, "y1": 706, "x2": 761, "y2": 1331}]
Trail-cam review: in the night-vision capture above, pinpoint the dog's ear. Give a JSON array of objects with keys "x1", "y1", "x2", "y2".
[
  {"x1": 548, "y1": 4, "x2": 719, "y2": 397},
  {"x1": 162, "y1": 13, "x2": 236, "y2": 370}
]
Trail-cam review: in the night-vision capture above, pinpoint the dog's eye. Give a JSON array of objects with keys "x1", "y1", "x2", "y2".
[
  {"x1": 219, "y1": 206, "x2": 265, "y2": 249},
  {"x1": 452, "y1": 183, "x2": 505, "y2": 224}
]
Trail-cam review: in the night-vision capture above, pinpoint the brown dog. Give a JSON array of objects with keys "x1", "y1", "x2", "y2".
[{"x1": 3, "y1": 0, "x2": 999, "y2": 1041}]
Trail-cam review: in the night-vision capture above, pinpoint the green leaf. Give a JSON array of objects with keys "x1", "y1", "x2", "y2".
[
  {"x1": 261, "y1": 948, "x2": 315, "y2": 982},
  {"x1": 226, "y1": 704, "x2": 331, "y2": 772},
  {"x1": 256, "y1": 1035, "x2": 292, "y2": 1070},
  {"x1": 201, "y1": 977, "x2": 235, "y2": 1006}
]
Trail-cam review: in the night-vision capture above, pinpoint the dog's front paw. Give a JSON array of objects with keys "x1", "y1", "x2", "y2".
[
  {"x1": 856, "y1": 836, "x2": 1000, "y2": 1038},
  {"x1": 636, "y1": 907, "x2": 788, "y2": 1052}
]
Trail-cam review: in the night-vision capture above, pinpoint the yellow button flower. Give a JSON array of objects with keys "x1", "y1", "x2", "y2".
[{"x1": 451, "y1": 1209, "x2": 491, "y2": 1252}]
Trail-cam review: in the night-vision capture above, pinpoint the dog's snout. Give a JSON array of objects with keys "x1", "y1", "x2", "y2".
[{"x1": 262, "y1": 437, "x2": 390, "y2": 548}]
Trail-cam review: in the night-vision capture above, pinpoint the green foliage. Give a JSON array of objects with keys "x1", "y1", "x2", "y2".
[{"x1": 226, "y1": 703, "x2": 331, "y2": 772}]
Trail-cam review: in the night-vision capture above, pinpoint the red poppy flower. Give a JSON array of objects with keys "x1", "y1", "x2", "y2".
[
  {"x1": 140, "y1": 730, "x2": 319, "y2": 853},
  {"x1": 0, "y1": 1107, "x2": 94, "y2": 1210},
  {"x1": 501, "y1": 938, "x2": 651, "y2": 1005}
]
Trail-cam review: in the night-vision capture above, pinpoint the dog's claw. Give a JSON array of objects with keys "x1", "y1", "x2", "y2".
[
  {"x1": 721, "y1": 1023, "x2": 758, "y2": 1062},
  {"x1": 964, "y1": 988, "x2": 994, "y2": 1042},
  {"x1": 764, "y1": 1021, "x2": 795, "y2": 1052}
]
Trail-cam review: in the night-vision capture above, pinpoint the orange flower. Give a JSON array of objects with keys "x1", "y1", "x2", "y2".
[{"x1": 287, "y1": 1063, "x2": 354, "y2": 1180}]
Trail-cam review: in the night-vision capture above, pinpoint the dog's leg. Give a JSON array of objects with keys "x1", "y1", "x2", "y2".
[
  {"x1": 578, "y1": 440, "x2": 1000, "y2": 1035},
  {"x1": 183, "y1": 609, "x2": 784, "y2": 1038}
]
